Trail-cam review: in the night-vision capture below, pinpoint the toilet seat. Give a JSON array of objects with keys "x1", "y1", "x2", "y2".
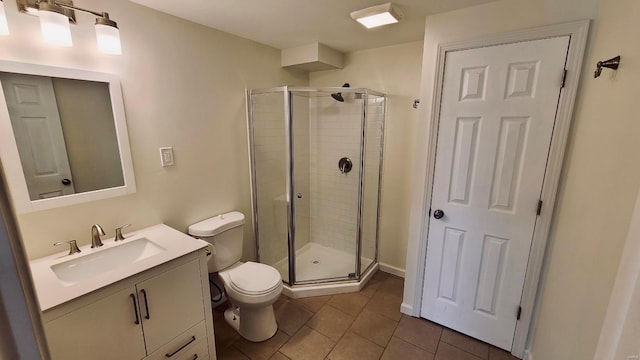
[{"x1": 223, "y1": 262, "x2": 282, "y2": 296}]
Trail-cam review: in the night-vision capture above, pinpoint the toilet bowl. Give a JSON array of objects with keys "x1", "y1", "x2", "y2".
[
  {"x1": 218, "y1": 262, "x2": 283, "y2": 341},
  {"x1": 189, "y1": 212, "x2": 283, "y2": 342}
]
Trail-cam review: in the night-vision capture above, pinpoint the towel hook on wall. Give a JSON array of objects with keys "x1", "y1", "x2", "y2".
[{"x1": 594, "y1": 56, "x2": 621, "y2": 78}]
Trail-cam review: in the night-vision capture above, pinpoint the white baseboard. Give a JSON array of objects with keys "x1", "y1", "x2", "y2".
[
  {"x1": 524, "y1": 350, "x2": 533, "y2": 360},
  {"x1": 401, "y1": 303, "x2": 415, "y2": 316},
  {"x1": 379, "y1": 263, "x2": 405, "y2": 278}
]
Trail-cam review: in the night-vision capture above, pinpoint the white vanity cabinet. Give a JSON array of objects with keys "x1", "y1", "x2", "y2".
[
  {"x1": 42, "y1": 250, "x2": 215, "y2": 360},
  {"x1": 44, "y1": 286, "x2": 147, "y2": 359}
]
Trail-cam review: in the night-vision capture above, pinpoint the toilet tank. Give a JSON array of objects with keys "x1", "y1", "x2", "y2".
[{"x1": 188, "y1": 211, "x2": 245, "y2": 272}]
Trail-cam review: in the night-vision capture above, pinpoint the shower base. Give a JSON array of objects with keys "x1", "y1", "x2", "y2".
[{"x1": 272, "y1": 242, "x2": 376, "y2": 299}]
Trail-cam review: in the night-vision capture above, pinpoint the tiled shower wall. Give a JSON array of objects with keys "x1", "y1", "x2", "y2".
[{"x1": 308, "y1": 95, "x2": 363, "y2": 255}]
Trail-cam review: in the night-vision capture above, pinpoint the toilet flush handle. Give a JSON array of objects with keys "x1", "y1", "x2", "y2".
[{"x1": 205, "y1": 244, "x2": 216, "y2": 256}]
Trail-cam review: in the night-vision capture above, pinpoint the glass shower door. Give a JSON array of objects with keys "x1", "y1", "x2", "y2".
[
  {"x1": 290, "y1": 89, "x2": 362, "y2": 283},
  {"x1": 249, "y1": 90, "x2": 290, "y2": 284}
]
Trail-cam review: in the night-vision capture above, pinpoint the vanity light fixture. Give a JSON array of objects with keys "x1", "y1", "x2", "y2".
[
  {"x1": 38, "y1": 1, "x2": 72, "y2": 46},
  {"x1": 350, "y1": 3, "x2": 403, "y2": 29},
  {"x1": 94, "y1": 14, "x2": 121, "y2": 55},
  {"x1": 17, "y1": 0, "x2": 121, "y2": 54},
  {"x1": 0, "y1": 0, "x2": 10, "y2": 35}
]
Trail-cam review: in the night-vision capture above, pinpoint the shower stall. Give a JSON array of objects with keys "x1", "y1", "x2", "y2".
[{"x1": 246, "y1": 86, "x2": 386, "y2": 297}]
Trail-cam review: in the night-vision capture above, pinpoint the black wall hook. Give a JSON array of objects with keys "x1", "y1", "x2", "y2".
[{"x1": 594, "y1": 56, "x2": 621, "y2": 78}]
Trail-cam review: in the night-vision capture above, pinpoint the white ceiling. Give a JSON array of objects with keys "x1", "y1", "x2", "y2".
[{"x1": 128, "y1": 0, "x2": 498, "y2": 53}]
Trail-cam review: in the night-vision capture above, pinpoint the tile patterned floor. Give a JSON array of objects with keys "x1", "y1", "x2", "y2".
[{"x1": 213, "y1": 271, "x2": 519, "y2": 360}]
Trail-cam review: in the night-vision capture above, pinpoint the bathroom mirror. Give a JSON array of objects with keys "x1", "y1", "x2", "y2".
[{"x1": 0, "y1": 61, "x2": 136, "y2": 213}]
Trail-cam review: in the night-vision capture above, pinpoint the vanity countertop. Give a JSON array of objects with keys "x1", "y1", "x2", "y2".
[{"x1": 30, "y1": 224, "x2": 207, "y2": 311}]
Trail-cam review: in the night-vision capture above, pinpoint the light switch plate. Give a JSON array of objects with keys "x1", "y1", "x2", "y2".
[{"x1": 159, "y1": 147, "x2": 174, "y2": 167}]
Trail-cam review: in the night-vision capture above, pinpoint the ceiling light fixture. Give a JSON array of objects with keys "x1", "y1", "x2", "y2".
[
  {"x1": 17, "y1": 0, "x2": 121, "y2": 54},
  {"x1": 350, "y1": 3, "x2": 403, "y2": 29},
  {"x1": 0, "y1": 0, "x2": 10, "y2": 35}
]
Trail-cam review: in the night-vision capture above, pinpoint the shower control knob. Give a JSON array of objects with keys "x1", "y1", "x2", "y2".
[{"x1": 433, "y1": 209, "x2": 445, "y2": 220}]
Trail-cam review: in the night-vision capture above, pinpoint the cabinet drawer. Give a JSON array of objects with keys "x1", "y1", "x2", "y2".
[
  {"x1": 146, "y1": 321, "x2": 207, "y2": 360},
  {"x1": 176, "y1": 340, "x2": 208, "y2": 360}
]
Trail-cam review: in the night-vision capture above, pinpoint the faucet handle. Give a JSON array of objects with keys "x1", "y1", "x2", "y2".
[
  {"x1": 115, "y1": 224, "x2": 132, "y2": 241},
  {"x1": 54, "y1": 240, "x2": 82, "y2": 255}
]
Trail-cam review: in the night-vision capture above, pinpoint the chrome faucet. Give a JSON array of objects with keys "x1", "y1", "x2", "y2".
[{"x1": 91, "y1": 224, "x2": 106, "y2": 248}]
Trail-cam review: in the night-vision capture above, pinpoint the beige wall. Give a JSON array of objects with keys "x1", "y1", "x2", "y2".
[
  {"x1": 535, "y1": 0, "x2": 640, "y2": 357},
  {"x1": 600, "y1": 188, "x2": 640, "y2": 359},
  {"x1": 310, "y1": 41, "x2": 424, "y2": 271},
  {"x1": 0, "y1": 0, "x2": 307, "y2": 260},
  {"x1": 596, "y1": 189, "x2": 640, "y2": 360},
  {"x1": 53, "y1": 78, "x2": 124, "y2": 193},
  {"x1": 616, "y1": 278, "x2": 640, "y2": 359},
  {"x1": 405, "y1": 0, "x2": 640, "y2": 358}
]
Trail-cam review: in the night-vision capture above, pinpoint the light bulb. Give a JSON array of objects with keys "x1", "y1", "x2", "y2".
[
  {"x1": 95, "y1": 23, "x2": 121, "y2": 55},
  {"x1": 39, "y1": 8, "x2": 72, "y2": 47},
  {"x1": 0, "y1": 1, "x2": 10, "y2": 36}
]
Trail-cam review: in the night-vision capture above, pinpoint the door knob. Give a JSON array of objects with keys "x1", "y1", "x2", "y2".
[
  {"x1": 61, "y1": 178, "x2": 72, "y2": 186},
  {"x1": 433, "y1": 209, "x2": 445, "y2": 219}
]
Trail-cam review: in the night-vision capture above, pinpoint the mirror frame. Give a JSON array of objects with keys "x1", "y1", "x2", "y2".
[{"x1": 0, "y1": 61, "x2": 136, "y2": 213}]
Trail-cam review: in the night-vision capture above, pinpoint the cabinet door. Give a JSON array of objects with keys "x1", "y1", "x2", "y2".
[
  {"x1": 45, "y1": 286, "x2": 146, "y2": 360},
  {"x1": 137, "y1": 259, "x2": 205, "y2": 354}
]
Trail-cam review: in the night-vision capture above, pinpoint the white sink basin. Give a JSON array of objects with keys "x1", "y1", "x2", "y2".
[
  {"x1": 51, "y1": 238, "x2": 165, "y2": 286},
  {"x1": 31, "y1": 224, "x2": 208, "y2": 311}
]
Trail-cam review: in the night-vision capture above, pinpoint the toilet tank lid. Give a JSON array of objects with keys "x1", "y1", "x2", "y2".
[{"x1": 188, "y1": 211, "x2": 245, "y2": 237}]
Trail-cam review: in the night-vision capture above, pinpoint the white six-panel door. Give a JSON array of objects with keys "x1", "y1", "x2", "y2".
[
  {"x1": 0, "y1": 73, "x2": 75, "y2": 200},
  {"x1": 421, "y1": 36, "x2": 570, "y2": 350}
]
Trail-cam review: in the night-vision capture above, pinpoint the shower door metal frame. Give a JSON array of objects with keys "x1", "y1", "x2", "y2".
[
  {"x1": 354, "y1": 93, "x2": 367, "y2": 279},
  {"x1": 284, "y1": 89, "x2": 296, "y2": 286},
  {"x1": 246, "y1": 88, "x2": 259, "y2": 261},
  {"x1": 361, "y1": 93, "x2": 387, "y2": 279},
  {"x1": 247, "y1": 86, "x2": 386, "y2": 287}
]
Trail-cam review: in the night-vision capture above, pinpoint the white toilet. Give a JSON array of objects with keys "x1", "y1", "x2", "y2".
[{"x1": 189, "y1": 211, "x2": 283, "y2": 342}]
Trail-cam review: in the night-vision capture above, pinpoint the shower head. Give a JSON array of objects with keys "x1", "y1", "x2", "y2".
[{"x1": 331, "y1": 83, "x2": 350, "y2": 102}]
